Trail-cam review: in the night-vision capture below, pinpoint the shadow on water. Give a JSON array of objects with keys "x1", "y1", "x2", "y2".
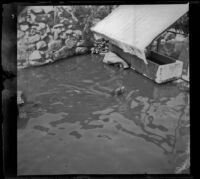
[{"x1": 17, "y1": 54, "x2": 190, "y2": 174}]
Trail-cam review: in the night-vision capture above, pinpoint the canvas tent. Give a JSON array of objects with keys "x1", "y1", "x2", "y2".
[{"x1": 91, "y1": 4, "x2": 189, "y2": 64}]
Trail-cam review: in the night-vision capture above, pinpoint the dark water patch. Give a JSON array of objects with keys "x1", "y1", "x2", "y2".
[
  {"x1": 47, "y1": 132, "x2": 56, "y2": 136},
  {"x1": 49, "y1": 115, "x2": 69, "y2": 127},
  {"x1": 97, "y1": 134, "x2": 112, "y2": 140},
  {"x1": 33, "y1": 125, "x2": 49, "y2": 132},
  {"x1": 69, "y1": 131, "x2": 82, "y2": 139}
]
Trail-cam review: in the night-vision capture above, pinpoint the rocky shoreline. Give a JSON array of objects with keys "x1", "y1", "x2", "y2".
[{"x1": 17, "y1": 6, "x2": 116, "y2": 69}]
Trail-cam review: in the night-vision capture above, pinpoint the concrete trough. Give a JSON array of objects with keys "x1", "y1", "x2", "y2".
[{"x1": 109, "y1": 43, "x2": 183, "y2": 84}]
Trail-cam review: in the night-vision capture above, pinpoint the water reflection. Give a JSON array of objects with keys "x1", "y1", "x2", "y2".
[{"x1": 17, "y1": 54, "x2": 189, "y2": 174}]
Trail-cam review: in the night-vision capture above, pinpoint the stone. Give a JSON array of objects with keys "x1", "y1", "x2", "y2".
[
  {"x1": 17, "y1": 30, "x2": 25, "y2": 39},
  {"x1": 36, "y1": 23, "x2": 46, "y2": 31},
  {"x1": 53, "y1": 46, "x2": 73, "y2": 60},
  {"x1": 28, "y1": 34, "x2": 41, "y2": 44},
  {"x1": 59, "y1": 32, "x2": 67, "y2": 39},
  {"x1": 27, "y1": 44, "x2": 36, "y2": 51},
  {"x1": 66, "y1": 29, "x2": 73, "y2": 34},
  {"x1": 65, "y1": 37, "x2": 77, "y2": 49},
  {"x1": 73, "y1": 30, "x2": 83, "y2": 37},
  {"x1": 75, "y1": 47, "x2": 88, "y2": 54},
  {"x1": 35, "y1": 14, "x2": 49, "y2": 23},
  {"x1": 76, "y1": 40, "x2": 86, "y2": 47},
  {"x1": 48, "y1": 40, "x2": 62, "y2": 52},
  {"x1": 29, "y1": 50, "x2": 42, "y2": 61},
  {"x1": 43, "y1": 6, "x2": 54, "y2": 14},
  {"x1": 36, "y1": 41, "x2": 47, "y2": 50},
  {"x1": 30, "y1": 7, "x2": 44, "y2": 14},
  {"x1": 46, "y1": 25, "x2": 51, "y2": 33},
  {"x1": 53, "y1": 24, "x2": 64, "y2": 29},
  {"x1": 103, "y1": 52, "x2": 129, "y2": 69},
  {"x1": 18, "y1": 16, "x2": 26, "y2": 24},
  {"x1": 68, "y1": 24, "x2": 72, "y2": 29},
  {"x1": 17, "y1": 91, "x2": 24, "y2": 105},
  {"x1": 20, "y1": 24, "x2": 29, "y2": 31},
  {"x1": 41, "y1": 33, "x2": 48, "y2": 40}
]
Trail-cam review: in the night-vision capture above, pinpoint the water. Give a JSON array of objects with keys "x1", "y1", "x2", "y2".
[{"x1": 17, "y1": 54, "x2": 190, "y2": 174}]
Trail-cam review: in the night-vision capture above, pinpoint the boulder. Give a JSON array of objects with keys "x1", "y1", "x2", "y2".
[
  {"x1": 48, "y1": 40, "x2": 62, "y2": 52},
  {"x1": 103, "y1": 52, "x2": 129, "y2": 69},
  {"x1": 65, "y1": 37, "x2": 77, "y2": 49},
  {"x1": 20, "y1": 24, "x2": 29, "y2": 31},
  {"x1": 75, "y1": 47, "x2": 88, "y2": 54},
  {"x1": 36, "y1": 40, "x2": 47, "y2": 50},
  {"x1": 28, "y1": 34, "x2": 41, "y2": 44},
  {"x1": 53, "y1": 46, "x2": 74, "y2": 60},
  {"x1": 29, "y1": 50, "x2": 42, "y2": 61}
]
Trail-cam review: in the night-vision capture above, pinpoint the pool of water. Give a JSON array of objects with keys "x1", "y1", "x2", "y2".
[{"x1": 17, "y1": 54, "x2": 190, "y2": 175}]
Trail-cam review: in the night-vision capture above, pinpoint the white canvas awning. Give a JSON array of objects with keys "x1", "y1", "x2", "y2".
[{"x1": 91, "y1": 4, "x2": 189, "y2": 64}]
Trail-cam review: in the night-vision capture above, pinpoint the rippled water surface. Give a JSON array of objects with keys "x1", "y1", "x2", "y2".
[{"x1": 17, "y1": 54, "x2": 190, "y2": 174}]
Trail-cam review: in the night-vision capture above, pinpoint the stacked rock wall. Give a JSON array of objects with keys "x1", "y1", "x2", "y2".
[{"x1": 17, "y1": 5, "x2": 116, "y2": 68}]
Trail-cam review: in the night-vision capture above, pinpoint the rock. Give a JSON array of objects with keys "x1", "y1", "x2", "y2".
[
  {"x1": 53, "y1": 24, "x2": 64, "y2": 29},
  {"x1": 53, "y1": 46, "x2": 74, "y2": 60},
  {"x1": 75, "y1": 47, "x2": 88, "y2": 54},
  {"x1": 36, "y1": 22, "x2": 46, "y2": 31},
  {"x1": 53, "y1": 30, "x2": 60, "y2": 40},
  {"x1": 36, "y1": 40, "x2": 47, "y2": 50},
  {"x1": 20, "y1": 24, "x2": 29, "y2": 31},
  {"x1": 59, "y1": 32, "x2": 68, "y2": 39},
  {"x1": 48, "y1": 40, "x2": 62, "y2": 52},
  {"x1": 68, "y1": 24, "x2": 73, "y2": 29},
  {"x1": 27, "y1": 44, "x2": 36, "y2": 51},
  {"x1": 28, "y1": 34, "x2": 41, "y2": 44},
  {"x1": 17, "y1": 91, "x2": 24, "y2": 105},
  {"x1": 35, "y1": 14, "x2": 49, "y2": 23},
  {"x1": 41, "y1": 33, "x2": 48, "y2": 40},
  {"x1": 30, "y1": 7, "x2": 44, "y2": 14},
  {"x1": 27, "y1": 13, "x2": 36, "y2": 24},
  {"x1": 45, "y1": 59, "x2": 53, "y2": 63},
  {"x1": 66, "y1": 29, "x2": 73, "y2": 35},
  {"x1": 18, "y1": 30, "x2": 25, "y2": 39},
  {"x1": 29, "y1": 50, "x2": 42, "y2": 61},
  {"x1": 103, "y1": 52, "x2": 129, "y2": 69},
  {"x1": 73, "y1": 30, "x2": 83, "y2": 37},
  {"x1": 43, "y1": 6, "x2": 54, "y2": 14},
  {"x1": 65, "y1": 37, "x2": 77, "y2": 49},
  {"x1": 60, "y1": 19, "x2": 70, "y2": 26},
  {"x1": 18, "y1": 16, "x2": 26, "y2": 24},
  {"x1": 76, "y1": 40, "x2": 86, "y2": 47},
  {"x1": 46, "y1": 25, "x2": 51, "y2": 33}
]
